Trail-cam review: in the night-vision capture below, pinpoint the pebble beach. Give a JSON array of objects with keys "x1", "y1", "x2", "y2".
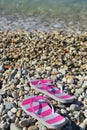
[{"x1": 0, "y1": 30, "x2": 87, "y2": 130}]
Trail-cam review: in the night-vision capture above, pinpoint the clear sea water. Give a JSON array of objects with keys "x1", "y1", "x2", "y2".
[{"x1": 0, "y1": 0, "x2": 87, "y2": 32}]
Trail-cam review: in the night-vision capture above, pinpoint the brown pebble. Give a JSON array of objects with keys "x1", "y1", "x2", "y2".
[
  {"x1": 28, "y1": 125, "x2": 37, "y2": 130},
  {"x1": 16, "y1": 109, "x2": 22, "y2": 117}
]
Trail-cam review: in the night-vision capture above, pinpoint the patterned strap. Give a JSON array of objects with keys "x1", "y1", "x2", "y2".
[
  {"x1": 30, "y1": 96, "x2": 54, "y2": 118},
  {"x1": 38, "y1": 80, "x2": 64, "y2": 94}
]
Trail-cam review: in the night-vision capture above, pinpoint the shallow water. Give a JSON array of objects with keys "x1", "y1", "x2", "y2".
[{"x1": 0, "y1": 0, "x2": 87, "y2": 32}]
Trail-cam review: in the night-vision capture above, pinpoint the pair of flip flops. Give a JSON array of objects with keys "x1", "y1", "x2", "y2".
[{"x1": 22, "y1": 79, "x2": 75, "y2": 129}]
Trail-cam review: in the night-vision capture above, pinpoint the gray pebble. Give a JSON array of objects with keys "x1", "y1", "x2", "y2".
[
  {"x1": 5, "y1": 102, "x2": 15, "y2": 110},
  {"x1": 9, "y1": 70, "x2": 17, "y2": 80},
  {"x1": 0, "y1": 64, "x2": 4, "y2": 73},
  {"x1": 0, "y1": 104, "x2": 5, "y2": 115},
  {"x1": 19, "y1": 119, "x2": 31, "y2": 127},
  {"x1": 70, "y1": 104, "x2": 80, "y2": 111},
  {"x1": 64, "y1": 124, "x2": 73, "y2": 130},
  {"x1": 0, "y1": 121, "x2": 10, "y2": 129},
  {"x1": 0, "y1": 89, "x2": 5, "y2": 95},
  {"x1": 8, "y1": 111, "x2": 13, "y2": 118}
]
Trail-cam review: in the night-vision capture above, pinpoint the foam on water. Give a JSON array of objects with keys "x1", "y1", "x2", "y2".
[{"x1": 0, "y1": 0, "x2": 87, "y2": 32}]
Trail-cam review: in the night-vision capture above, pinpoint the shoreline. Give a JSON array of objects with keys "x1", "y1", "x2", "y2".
[
  {"x1": 0, "y1": 15, "x2": 87, "y2": 34},
  {"x1": 0, "y1": 29, "x2": 87, "y2": 130}
]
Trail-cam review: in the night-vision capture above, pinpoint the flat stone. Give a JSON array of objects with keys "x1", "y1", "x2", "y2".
[
  {"x1": 10, "y1": 123, "x2": 21, "y2": 130},
  {"x1": 70, "y1": 104, "x2": 80, "y2": 111}
]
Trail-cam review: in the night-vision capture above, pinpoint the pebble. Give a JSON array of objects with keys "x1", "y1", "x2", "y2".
[
  {"x1": 0, "y1": 30, "x2": 87, "y2": 130},
  {"x1": 5, "y1": 102, "x2": 15, "y2": 110},
  {"x1": 0, "y1": 121, "x2": 10, "y2": 129},
  {"x1": 0, "y1": 104, "x2": 4, "y2": 115},
  {"x1": 12, "y1": 91, "x2": 18, "y2": 98},
  {"x1": 10, "y1": 123, "x2": 22, "y2": 130},
  {"x1": 36, "y1": 122, "x2": 47, "y2": 130},
  {"x1": 8, "y1": 111, "x2": 13, "y2": 118},
  {"x1": 82, "y1": 80, "x2": 87, "y2": 89},
  {"x1": 83, "y1": 110, "x2": 87, "y2": 118},
  {"x1": 59, "y1": 68, "x2": 66, "y2": 75},
  {"x1": 15, "y1": 71, "x2": 22, "y2": 79},
  {"x1": 0, "y1": 95, "x2": 2, "y2": 103},
  {"x1": 11, "y1": 107, "x2": 17, "y2": 113},
  {"x1": 70, "y1": 104, "x2": 80, "y2": 111},
  {"x1": 16, "y1": 109, "x2": 22, "y2": 117},
  {"x1": 0, "y1": 90, "x2": 5, "y2": 95},
  {"x1": 0, "y1": 64, "x2": 4, "y2": 73},
  {"x1": 75, "y1": 88, "x2": 84, "y2": 95},
  {"x1": 79, "y1": 118, "x2": 87, "y2": 130},
  {"x1": 19, "y1": 119, "x2": 31, "y2": 127},
  {"x1": 28, "y1": 125, "x2": 38, "y2": 130},
  {"x1": 23, "y1": 127, "x2": 27, "y2": 130}
]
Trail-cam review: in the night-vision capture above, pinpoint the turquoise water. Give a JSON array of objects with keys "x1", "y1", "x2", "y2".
[{"x1": 0, "y1": 0, "x2": 87, "y2": 32}]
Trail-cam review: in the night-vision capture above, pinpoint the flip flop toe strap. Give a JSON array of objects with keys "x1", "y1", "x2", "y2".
[{"x1": 30, "y1": 96, "x2": 54, "y2": 118}]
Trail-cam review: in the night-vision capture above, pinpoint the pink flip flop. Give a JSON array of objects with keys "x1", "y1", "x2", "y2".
[
  {"x1": 30, "y1": 79, "x2": 75, "y2": 103},
  {"x1": 22, "y1": 95, "x2": 66, "y2": 129}
]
